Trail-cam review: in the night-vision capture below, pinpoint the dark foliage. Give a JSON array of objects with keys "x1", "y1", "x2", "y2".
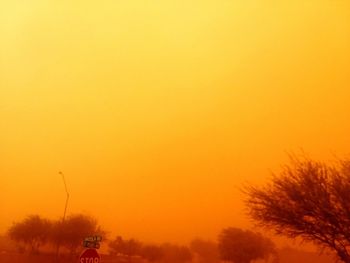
[
  {"x1": 108, "y1": 236, "x2": 143, "y2": 257},
  {"x1": 218, "y1": 227, "x2": 275, "y2": 263},
  {"x1": 190, "y1": 239, "x2": 219, "y2": 263},
  {"x1": 8, "y1": 215, "x2": 52, "y2": 253},
  {"x1": 7, "y1": 214, "x2": 102, "y2": 256},
  {"x1": 141, "y1": 244, "x2": 164, "y2": 262},
  {"x1": 52, "y1": 214, "x2": 103, "y2": 254},
  {"x1": 161, "y1": 243, "x2": 193, "y2": 263},
  {"x1": 245, "y1": 156, "x2": 350, "y2": 263}
]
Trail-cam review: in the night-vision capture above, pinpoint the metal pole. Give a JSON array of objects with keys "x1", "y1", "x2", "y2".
[
  {"x1": 55, "y1": 171, "x2": 70, "y2": 263},
  {"x1": 60, "y1": 171, "x2": 70, "y2": 222}
]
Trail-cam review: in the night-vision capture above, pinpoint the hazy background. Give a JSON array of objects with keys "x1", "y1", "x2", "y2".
[{"x1": 1, "y1": 0, "x2": 350, "y2": 244}]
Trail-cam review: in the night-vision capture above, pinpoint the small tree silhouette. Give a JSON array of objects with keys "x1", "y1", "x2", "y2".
[
  {"x1": 218, "y1": 228, "x2": 275, "y2": 263},
  {"x1": 8, "y1": 215, "x2": 52, "y2": 254},
  {"x1": 51, "y1": 214, "x2": 102, "y2": 255},
  {"x1": 141, "y1": 244, "x2": 164, "y2": 262},
  {"x1": 190, "y1": 239, "x2": 219, "y2": 263},
  {"x1": 161, "y1": 243, "x2": 193, "y2": 263},
  {"x1": 108, "y1": 236, "x2": 142, "y2": 257}
]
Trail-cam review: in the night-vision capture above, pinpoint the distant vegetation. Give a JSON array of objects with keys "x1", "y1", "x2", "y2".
[
  {"x1": 245, "y1": 155, "x2": 350, "y2": 263},
  {"x1": 108, "y1": 236, "x2": 192, "y2": 263},
  {"x1": 4, "y1": 213, "x2": 275, "y2": 263},
  {"x1": 7, "y1": 214, "x2": 103, "y2": 256},
  {"x1": 218, "y1": 227, "x2": 277, "y2": 263}
]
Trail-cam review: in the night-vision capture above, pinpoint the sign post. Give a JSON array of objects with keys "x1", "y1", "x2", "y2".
[{"x1": 79, "y1": 248, "x2": 100, "y2": 263}]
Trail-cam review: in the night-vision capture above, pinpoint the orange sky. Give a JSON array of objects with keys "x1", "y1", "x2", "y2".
[{"x1": 1, "y1": 0, "x2": 350, "y2": 245}]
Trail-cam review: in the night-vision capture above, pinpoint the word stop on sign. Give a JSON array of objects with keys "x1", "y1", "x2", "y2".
[
  {"x1": 80, "y1": 257, "x2": 99, "y2": 263},
  {"x1": 79, "y1": 248, "x2": 100, "y2": 263}
]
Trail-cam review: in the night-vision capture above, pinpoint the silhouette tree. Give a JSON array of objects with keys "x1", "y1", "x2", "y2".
[
  {"x1": 161, "y1": 243, "x2": 193, "y2": 263},
  {"x1": 245, "y1": 156, "x2": 350, "y2": 263},
  {"x1": 7, "y1": 215, "x2": 52, "y2": 254},
  {"x1": 141, "y1": 244, "x2": 164, "y2": 262},
  {"x1": 218, "y1": 227, "x2": 275, "y2": 263},
  {"x1": 51, "y1": 214, "x2": 102, "y2": 255},
  {"x1": 190, "y1": 239, "x2": 219, "y2": 263},
  {"x1": 108, "y1": 236, "x2": 142, "y2": 257}
]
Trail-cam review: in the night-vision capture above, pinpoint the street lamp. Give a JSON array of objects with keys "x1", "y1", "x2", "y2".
[{"x1": 55, "y1": 171, "x2": 70, "y2": 262}]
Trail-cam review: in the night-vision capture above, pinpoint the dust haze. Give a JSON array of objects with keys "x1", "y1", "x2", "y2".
[{"x1": 1, "y1": 0, "x2": 350, "y2": 262}]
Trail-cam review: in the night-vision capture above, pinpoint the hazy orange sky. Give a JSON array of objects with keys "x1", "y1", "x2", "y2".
[{"x1": 1, "y1": 0, "x2": 350, "y2": 244}]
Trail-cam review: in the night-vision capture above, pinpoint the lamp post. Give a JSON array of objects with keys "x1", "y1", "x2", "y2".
[
  {"x1": 55, "y1": 171, "x2": 70, "y2": 262},
  {"x1": 59, "y1": 171, "x2": 70, "y2": 222}
]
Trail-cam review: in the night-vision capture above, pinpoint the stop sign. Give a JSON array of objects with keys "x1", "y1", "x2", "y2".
[{"x1": 79, "y1": 248, "x2": 100, "y2": 263}]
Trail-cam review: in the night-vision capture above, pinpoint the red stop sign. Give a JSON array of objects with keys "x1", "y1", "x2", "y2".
[{"x1": 79, "y1": 248, "x2": 100, "y2": 263}]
